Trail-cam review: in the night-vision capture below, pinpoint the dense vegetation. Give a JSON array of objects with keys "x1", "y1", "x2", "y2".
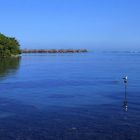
[{"x1": 0, "y1": 33, "x2": 20, "y2": 57}]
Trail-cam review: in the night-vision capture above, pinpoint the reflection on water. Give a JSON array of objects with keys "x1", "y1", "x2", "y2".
[
  {"x1": 0, "y1": 57, "x2": 21, "y2": 80},
  {"x1": 123, "y1": 83, "x2": 128, "y2": 112},
  {"x1": 122, "y1": 76, "x2": 128, "y2": 111}
]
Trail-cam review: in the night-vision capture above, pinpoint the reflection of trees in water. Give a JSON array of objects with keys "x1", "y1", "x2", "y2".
[{"x1": 0, "y1": 57, "x2": 21, "y2": 79}]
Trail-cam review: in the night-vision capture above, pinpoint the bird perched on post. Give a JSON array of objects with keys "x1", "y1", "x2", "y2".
[{"x1": 123, "y1": 76, "x2": 128, "y2": 84}]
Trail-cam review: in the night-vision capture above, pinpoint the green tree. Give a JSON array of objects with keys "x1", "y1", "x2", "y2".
[{"x1": 0, "y1": 33, "x2": 20, "y2": 57}]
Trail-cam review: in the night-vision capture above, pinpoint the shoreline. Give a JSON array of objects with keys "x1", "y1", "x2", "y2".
[{"x1": 21, "y1": 49, "x2": 88, "y2": 53}]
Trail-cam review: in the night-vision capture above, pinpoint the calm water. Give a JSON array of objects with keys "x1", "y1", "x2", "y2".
[{"x1": 0, "y1": 52, "x2": 140, "y2": 140}]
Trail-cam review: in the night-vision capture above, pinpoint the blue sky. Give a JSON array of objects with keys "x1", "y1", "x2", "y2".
[{"x1": 0, "y1": 0, "x2": 140, "y2": 50}]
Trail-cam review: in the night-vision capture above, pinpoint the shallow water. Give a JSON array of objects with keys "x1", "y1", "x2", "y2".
[{"x1": 0, "y1": 52, "x2": 140, "y2": 140}]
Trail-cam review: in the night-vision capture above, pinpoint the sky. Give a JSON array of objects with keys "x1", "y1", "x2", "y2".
[{"x1": 0, "y1": 0, "x2": 140, "y2": 50}]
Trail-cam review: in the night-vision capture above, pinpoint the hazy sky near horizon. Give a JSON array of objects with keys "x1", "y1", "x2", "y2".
[{"x1": 0, "y1": 0, "x2": 140, "y2": 50}]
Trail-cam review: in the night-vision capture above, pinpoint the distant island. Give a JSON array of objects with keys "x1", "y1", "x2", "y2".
[
  {"x1": 21, "y1": 49, "x2": 88, "y2": 53},
  {"x1": 0, "y1": 33, "x2": 21, "y2": 57}
]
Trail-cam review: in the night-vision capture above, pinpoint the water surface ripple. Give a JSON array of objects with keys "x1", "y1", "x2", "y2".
[{"x1": 0, "y1": 52, "x2": 140, "y2": 140}]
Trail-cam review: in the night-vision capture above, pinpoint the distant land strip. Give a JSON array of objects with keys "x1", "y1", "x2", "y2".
[{"x1": 21, "y1": 49, "x2": 88, "y2": 53}]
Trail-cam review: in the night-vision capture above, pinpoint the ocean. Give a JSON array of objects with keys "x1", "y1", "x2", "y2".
[{"x1": 0, "y1": 51, "x2": 140, "y2": 140}]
